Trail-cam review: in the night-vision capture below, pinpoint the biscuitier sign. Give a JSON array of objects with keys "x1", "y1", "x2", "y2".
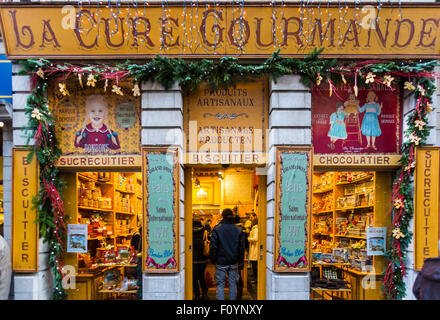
[{"x1": 49, "y1": 80, "x2": 141, "y2": 169}]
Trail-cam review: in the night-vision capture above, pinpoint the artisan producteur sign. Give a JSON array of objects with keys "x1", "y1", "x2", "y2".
[
  {"x1": 184, "y1": 80, "x2": 268, "y2": 164},
  {"x1": 1, "y1": 4, "x2": 440, "y2": 59},
  {"x1": 414, "y1": 147, "x2": 440, "y2": 271},
  {"x1": 12, "y1": 149, "x2": 39, "y2": 272}
]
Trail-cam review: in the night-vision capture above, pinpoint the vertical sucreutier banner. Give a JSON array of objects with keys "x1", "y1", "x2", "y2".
[
  {"x1": 414, "y1": 147, "x2": 440, "y2": 271},
  {"x1": 274, "y1": 146, "x2": 312, "y2": 272},
  {"x1": 142, "y1": 147, "x2": 180, "y2": 273},
  {"x1": 12, "y1": 148, "x2": 39, "y2": 272}
]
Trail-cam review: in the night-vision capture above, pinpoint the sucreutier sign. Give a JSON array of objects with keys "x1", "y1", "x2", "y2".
[{"x1": 1, "y1": 3, "x2": 440, "y2": 59}]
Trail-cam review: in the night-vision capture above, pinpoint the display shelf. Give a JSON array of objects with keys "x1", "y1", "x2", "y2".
[
  {"x1": 115, "y1": 211, "x2": 136, "y2": 215},
  {"x1": 311, "y1": 171, "x2": 392, "y2": 295},
  {"x1": 334, "y1": 234, "x2": 366, "y2": 239},
  {"x1": 313, "y1": 187, "x2": 333, "y2": 194},
  {"x1": 79, "y1": 206, "x2": 113, "y2": 212},
  {"x1": 99, "y1": 289, "x2": 137, "y2": 294},
  {"x1": 115, "y1": 189, "x2": 136, "y2": 195},
  {"x1": 78, "y1": 174, "x2": 113, "y2": 185},
  {"x1": 335, "y1": 204, "x2": 374, "y2": 211}
]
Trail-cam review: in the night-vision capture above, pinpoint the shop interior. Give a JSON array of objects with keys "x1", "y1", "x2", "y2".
[
  {"x1": 310, "y1": 170, "x2": 392, "y2": 300},
  {"x1": 62, "y1": 171, "x2": 143, "y2": 300},
  {"x1": 190, "y1": 166, "x2": 261, "y2": 300}
]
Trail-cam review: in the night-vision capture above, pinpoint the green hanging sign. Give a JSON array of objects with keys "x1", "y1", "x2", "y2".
[
  {"x1": 274, "y1": 147, "x2": 312, "y2": 272},
  {"x1": 142, "y1": 147, "x2": 180, "y2": 273}
]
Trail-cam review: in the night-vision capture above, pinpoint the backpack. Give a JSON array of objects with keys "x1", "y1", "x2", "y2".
[{"x1": 202, "y1": 230, "x2": 210, "y2": 257}]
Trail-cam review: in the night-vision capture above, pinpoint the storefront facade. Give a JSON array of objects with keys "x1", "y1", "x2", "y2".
[{"x1": 1, "y1": 2, "x2": 439, "y2": 300}]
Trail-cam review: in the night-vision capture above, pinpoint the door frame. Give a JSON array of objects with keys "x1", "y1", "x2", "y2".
[{"x1": 184, "y1": 166, "x2": 267, "y2": 300}]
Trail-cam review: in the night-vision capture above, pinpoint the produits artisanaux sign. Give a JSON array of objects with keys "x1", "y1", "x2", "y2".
[
  {"x1": 184, "y1": 80, "x2": 268, "y2": 164},
  {"x1": 1, "y1": 4, "x2": 440, "y2": 59},
  {"x1": 142, "y1": 147, "x2": 180, "y2": 273},
  {"x1": 49, "y1": 80, "x2": 141, "y2": 169},
  {"x1": 414, "y1": 147, "x2": 440, "y2": 271},
  {"x1": 12, "y1": 149, "x2": 39, "y2": 272},
  {"x1": 274, "y1": 146, "x2": 312, "y2": 272}
]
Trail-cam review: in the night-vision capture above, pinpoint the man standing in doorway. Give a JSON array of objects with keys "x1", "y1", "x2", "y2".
[{"x1": 210, "y1": 208, "x2": 245, "y2": 300}]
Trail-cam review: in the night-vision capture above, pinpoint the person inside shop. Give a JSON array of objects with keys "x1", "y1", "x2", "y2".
[
  {"x1": 248, "y1": 218, "x2": 259, "y2": 285},
  {"x1": 75, "y1": 94, "x2": 120, "y2": 153},
  {"x1": 0, "y1": 234, "x2": 11, "y2": 300},
  {"x1": 130, "y1": 226, "x2": 142, "y2": 253},
  {"x1": 209, "y1": 208, "x2": 245, "y2": 300},
  {"x1": 234, "y1": 214, "x2": 247, "y2": 300},
  {"x1": 204, "y1": 218, "x2": 212, "y2": 238},
  {"x1": 192, "y1": 217, "x2": 209, "y2": 300}
]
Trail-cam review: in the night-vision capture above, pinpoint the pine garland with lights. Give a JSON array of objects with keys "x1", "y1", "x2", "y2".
[{"x1": 19, "y1": 49, "x2": 437, "y2": 300}]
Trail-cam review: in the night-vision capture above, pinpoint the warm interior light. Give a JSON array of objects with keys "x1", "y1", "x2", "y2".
[
  {"x1": 0, "y1": 121, "x2": 4, "y2": 128},
  {"x1": 196, "y1": 188, "x2": 207, "y2": 200}
]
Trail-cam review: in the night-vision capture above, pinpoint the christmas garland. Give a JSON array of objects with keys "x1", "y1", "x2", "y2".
[{"x1": 19, "y1": 48, "x2": 437, "y2": 300}]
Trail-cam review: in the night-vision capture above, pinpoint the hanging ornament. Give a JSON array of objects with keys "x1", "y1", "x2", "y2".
[
  {"x1": 392, "y1": 227, "x2": 405, "y2": 240},
  {"x1": 58, "y1": 83, "x2": 70, "y2": 96},
  {"x1": 409, "y1": 133, "x2": 422, "y2": 145},
  {"x1": 383, "y1": 75, "x2": 394, "y2": 87},
  {"x1": 316, "y1": 73, "x2": 323, "y2": 86},
  {"x1": 414, "y1": 119, "x2": 426, "y2": 131},
  {"x1": 36, "y1": 68, "x2": 45, "y2": 79},
  {"x1": 365, "y1": 72, "x2": 376, "y2": 84},
  {"x1": 31, "y1": 108, "x2": 42, "y2": 120},
  {"x1": 404, "y1": 161, "x2": 416, "y2": 172},
  {"x1": 404, "y1": 81, "x2": 415, "y2": 91},
  {"x1": 341, "y1": 73, "x2": 347, "y2": 84},
  {"x1": 425, "y1": 101, "x2": 433, "y2": 113},
  {"x1": 87, "y1": 74, "x2": 97, "y2": 87},
  {"x1": 78, "y1": 73, "x2": 83, "y2": 88},
  {"x1": 112, "y1": 85, "x2": 123, "y2": 96},
  {"x1": 417, "y1": 84, "x2": 426, "y2": 96},
  {"x1": 132, "y1": 82, "x2": 141, "y2": 97},
  {"x1": 393, "y1": 197, "x2": 404, "y2": 210}
]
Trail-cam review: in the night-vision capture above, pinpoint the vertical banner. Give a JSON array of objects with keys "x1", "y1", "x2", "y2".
[
  {"x1": 12, "y1": 149, "x2": 39, "y2": 272},
  {"x1": 142, "y1": 147, "x2": 180, "y2": 273},
  {"x1": 414, "y1": 147, "x2": 440, "y2": 271},
  {"x1": 274, "y1": 146, "x2": 312, "y2": 272}
]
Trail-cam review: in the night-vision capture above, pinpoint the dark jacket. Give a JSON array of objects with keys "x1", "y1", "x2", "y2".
[
  {"x1": 413, "y1": 257, "x2": 440, "y2": 300},
  {"x1": 193, "y1": 220, "x2": 209, "y2": 264},
  {"x1": 130, "y1": 227, "x2": 142, "y2": 252},
  {"x1": 209, "y1": 218, "x2": 245, "y2": 266}
]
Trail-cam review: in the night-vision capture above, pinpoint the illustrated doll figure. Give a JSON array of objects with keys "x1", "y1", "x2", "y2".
[
  {"x1": 327, "y1": 102, "x2": 348, "y2": 150},
  {"x1": 75, "y1": 94, "x2": 120, "y2": 153},
  {"x1": 358, "y1": 91, "x2": 383, "y2": 150}
]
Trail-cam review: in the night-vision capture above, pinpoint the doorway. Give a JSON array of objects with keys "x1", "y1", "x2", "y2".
[{"x1": 184, "y1": 166, "x2": 266, "y2": 300}]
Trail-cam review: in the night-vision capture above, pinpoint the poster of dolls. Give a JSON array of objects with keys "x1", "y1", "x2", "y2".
[
  {"x1": 49, "y1": 80, "x2": 141, "y2": 156},
  {"x1": 312, "y1": 83, "x2": 401, "y2": 154}
]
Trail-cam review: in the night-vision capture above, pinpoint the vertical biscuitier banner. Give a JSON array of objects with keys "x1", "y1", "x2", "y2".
[
  {"x1": 12, "y1": 149, "x2": 39, "y2": 272},
  {"x1": 142, "y1": 147, "x2": 180, "y2": 273},
  {"x1": 414, "y1": 147, "x2": 440, "y2": 271},
  {"x1": 274, "y1": 146, "x2": 312, "y2": 272}
]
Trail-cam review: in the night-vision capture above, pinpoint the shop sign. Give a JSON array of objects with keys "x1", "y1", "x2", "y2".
[
  {"x1": 2, "y1": 4, "x2": 440, "y2": 59},
  {"x1": 313, "y1": 154, "x2": 402, "y2": 168},
  {"x1": 274, "y1": 146, "x2": 312, "y2": 272},
  {"x1": 414, "y1": 147, "x2": 440, "y2": 271},
  {"x1": 142, "y1": 147, "x2": 180, "y2": 273},
  {"x1": 49, "y1": 81, "x2": 141, "y2": 169},
  {"x1": 312, "y1": 83, "x2": 401, "y2": 155},
  {"x1": 184, "y1": 80, "x2": 268, "y2": 164},
  {"x1": 12, "y1": 149, "x2": 39, "y2": 272}
]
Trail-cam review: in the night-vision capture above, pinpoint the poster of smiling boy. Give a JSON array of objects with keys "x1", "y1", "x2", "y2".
[{"x1": 49, "y1": 80, "x2": 141, "y2": 156}]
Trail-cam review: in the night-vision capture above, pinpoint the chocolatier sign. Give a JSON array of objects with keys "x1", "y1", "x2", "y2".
[{"x1": 1, "y1": 4, "x2": 440, "y2": 59}]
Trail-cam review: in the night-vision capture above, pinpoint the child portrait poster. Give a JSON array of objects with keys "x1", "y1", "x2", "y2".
[
  {"x1": 312, "y1": 83, "x2": 402, "y2": 154},
  {"x1": 49, "y1": 80, "x2": 141, "y2": 156}
]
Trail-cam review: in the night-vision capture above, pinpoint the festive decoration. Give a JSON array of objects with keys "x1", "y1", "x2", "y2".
[{"x1": 19, "y1": 48, "x2": 438, "y2": 300}]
